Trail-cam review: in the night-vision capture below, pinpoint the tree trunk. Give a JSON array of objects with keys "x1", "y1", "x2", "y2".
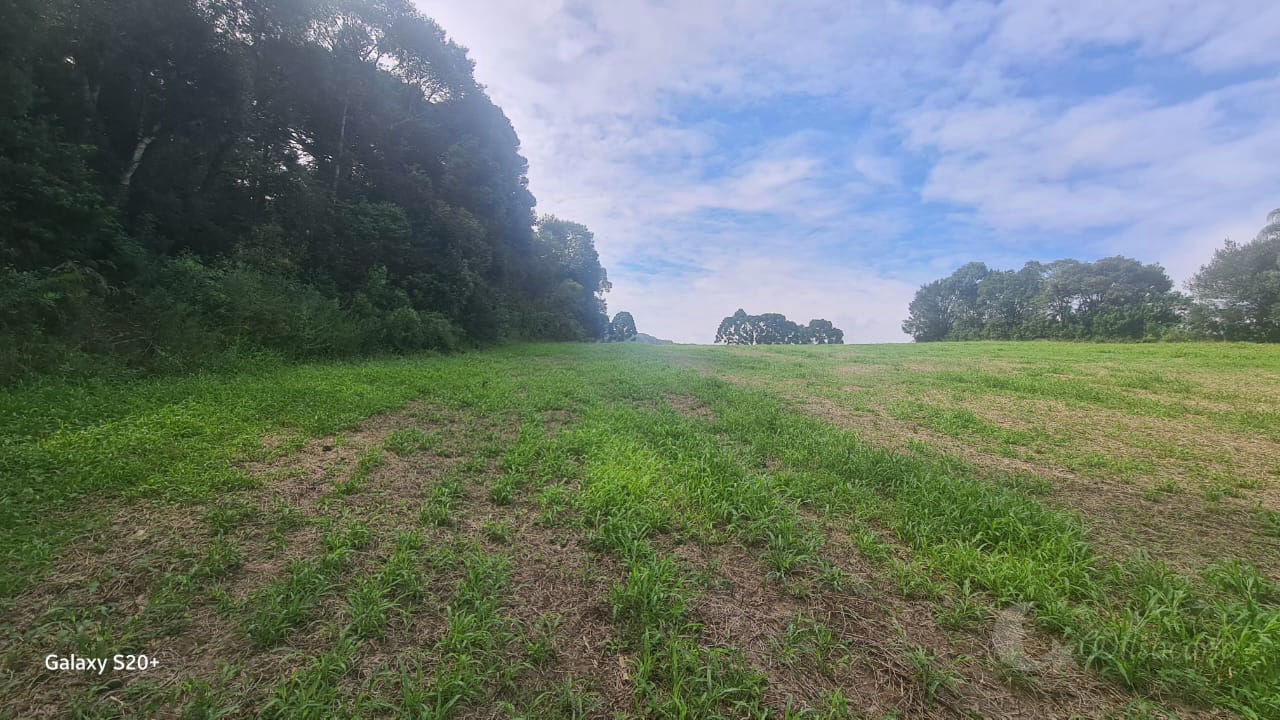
[
  {"x1": 119, "y1": 124, "x2": 160, "y2": 195},
  {"x1": 199, "y1": 134, "x2": 236, "y2": 195},
  {"x1": 333, "y1": 92, "x2": 349, "y2": 193}
]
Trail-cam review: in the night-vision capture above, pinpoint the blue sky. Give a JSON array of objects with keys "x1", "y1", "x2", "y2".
[{"x1": 425, "y1": 0, "x2": 1280, "y2": 343}]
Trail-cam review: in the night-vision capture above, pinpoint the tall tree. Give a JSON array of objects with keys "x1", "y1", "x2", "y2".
[
  {"x1": 1187, "y1": 209, "x2": 1280, "y2": 342},
  {"x1": 531, "y1": 215, "x2": 611, "y2": 339},
  {"x1": 605, "y1": 311, "x2": 637, "y2": 342},
  {"x1": 975, "y1": 263, "x2": 1045, "y2": 339},
  {"x1": 902, "y1": 262, "x2": 989, "y2": 341}
]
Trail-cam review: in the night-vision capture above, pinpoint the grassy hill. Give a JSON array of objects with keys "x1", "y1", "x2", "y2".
[{"x1": 2, "y1": 343, "x2": 1277, "y2": 718}]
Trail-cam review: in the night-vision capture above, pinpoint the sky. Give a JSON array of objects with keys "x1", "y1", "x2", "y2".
[{"x1": 422, "y1": 0, "x2": 1280, "y2": 343}]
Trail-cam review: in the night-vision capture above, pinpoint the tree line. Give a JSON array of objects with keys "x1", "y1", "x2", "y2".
[
  {"x1": 902, "y1": 210, "x2": 1280, "y2": 343},
  {"x1": 0, "y1": 0, "x2": 612, "y2": 381},
  {"x1": 716, "y1": 310, "x2": 844, "y2": 345}
]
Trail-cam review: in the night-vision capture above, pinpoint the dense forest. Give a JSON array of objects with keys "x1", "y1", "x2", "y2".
[
  {"x1": 0, "y1": 0, "x2": 612, "y2": 381},
  {"x1": 902, "y1": 210, "x2": 1280, "y2": 343}
]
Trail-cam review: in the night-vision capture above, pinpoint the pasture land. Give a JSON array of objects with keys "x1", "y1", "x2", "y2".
[{"x1": 1, "y1": 342, "x2": 1277, "y2": 719}]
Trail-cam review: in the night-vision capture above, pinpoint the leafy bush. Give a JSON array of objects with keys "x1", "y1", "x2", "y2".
[{"x1": 0, "y1": 255, "x2": 465, "y2": 383}]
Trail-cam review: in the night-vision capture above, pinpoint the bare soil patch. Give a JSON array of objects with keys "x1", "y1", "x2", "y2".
[
  {"x1": 664, "y1": 392, "x2": 715, "y2": 421},
  {"x1": 0, "y1": 403, "x2": 486, "y2": 719},
  {"x1": 664, "y1": 514, "x2": 1142, "y2": 720},
  {"x1": 539, "y1": 409, "x2": 579, "y2": 436},
  {"x1": 502, "y1": 517, "x2": 632, "y2": 714}
]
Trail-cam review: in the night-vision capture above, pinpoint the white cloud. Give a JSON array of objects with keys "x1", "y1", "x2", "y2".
[
  {"x1": 422, "y1": 0, "x2": 1280, "y2": 342},
  {"x1": 853, "y1": 152, "x2": 902, "y2": 188},
  {"x1": 910, "y1": 77, "x2": 1280, "y2": 275}
]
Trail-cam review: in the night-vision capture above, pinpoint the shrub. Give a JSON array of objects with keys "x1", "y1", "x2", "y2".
[{"x1": 1, "y1": 255, "x2": 466, "y2": 383}]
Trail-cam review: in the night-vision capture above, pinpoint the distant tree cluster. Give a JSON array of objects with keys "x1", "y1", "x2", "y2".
[
  {"x1": 902, "y1": 257, "x2": 1182, "y2": 341},
  {"x1": 603, "y1": 311, "x2": 637, "y2": 342},
  {"x1": 903, "y1": 210, "x2": 1280, "y2": 343},
  {"x1": 715, "y1": 310, "x2": 844, "y2": 345},
  {"x1": 0, "y1": 0, "x2": 611, "y2": 381}
]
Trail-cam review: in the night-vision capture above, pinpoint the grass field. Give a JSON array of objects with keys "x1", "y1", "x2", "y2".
[{"x1": 1, "y1": 342, "x2": 1278, "y2": 719}]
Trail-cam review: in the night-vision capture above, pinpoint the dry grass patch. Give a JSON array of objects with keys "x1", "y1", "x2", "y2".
[
  {"x1": 664, "y1": 392, "x2": 715, "y2": 421},
  {"x1": 539, "y1": 409, "x2": 579, "y2": 436},
  {"x1": 767, "y1": 386, "x2": 1280, "y2": 579},
  {"x1": 812, "y1": 522, "x2": 1141, "y2": 720},
  {"x1": 0, "y1": 404, "x2": 493, "y2": 718},
  {"x1": 502, "y1": 518, "x2": 631, "y2": 713}
]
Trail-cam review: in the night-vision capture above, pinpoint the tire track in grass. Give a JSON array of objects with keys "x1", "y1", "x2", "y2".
[
  {"x1": 461, "y1": 411, "x2": 633, "y2": 716},
  {"x1": 259, "y1": 410, "x2": 621, "y2": 720},
  {"x1": 553, "y1": 401, "x2": 972, "y2": 718},
  {"x1": 253, "y1": 410, "x2": 527, "y2": 718},
  {"x1": 699, "y1": 381, "x2": 1279, "y2": 718},
  {"x1": 482, "y1": 406, "x2": 775, "y2": 718},
  {"x1": 624, "y1": 396, "x2": 1135, "y2": 719},
  {"x1": 262, "y1": 548, "x2": 518, "y2": 720},
  {"x1": 0, "y1": 406, "x2": 485, "y2": 718}
]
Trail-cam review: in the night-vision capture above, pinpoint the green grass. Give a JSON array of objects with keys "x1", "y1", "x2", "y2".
[
  {"x1": 773, "y1": 613, "x2": 852, "y2": 677},
  {"x1": 384, "y1": 427, "x2": 435, "y2": 457},
  {"x1": 2, "y1": 342, "x2": 1278, "y2": 718},
  {"x1": 905, "y1": 644, "x2": 961, "y2": 702},
  {"x1": 244, "y1": 521, "x2": 372, "y2": 647}
]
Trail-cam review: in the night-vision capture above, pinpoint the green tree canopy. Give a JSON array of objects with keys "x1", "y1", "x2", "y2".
[
  {"x1": 605, "y1": 311, "x2": 637, "y2": 342},
  {"x1": 1187, "y1": 210, "x2": 1280, "y2": 342},
  {"x1": 0, "y1": 0, "x2": 613, "y2": 379},
  {"x1": 805, "y1": 319, "x2": 844, "y2": 344},
  {"x1": 531, "y1": 215, "x2": 611, "y2": 339},
  {"x1": 903, "y1": 257, "x2": 1181, "y2": 342},
  {"x1": 715, "y1": 310, "x2": 845, "y2": 345}
]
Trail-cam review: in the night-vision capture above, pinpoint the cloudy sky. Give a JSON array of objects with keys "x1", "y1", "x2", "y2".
[{"x1": 424, "y1": 0, "x2": 1280, "y2": 343}]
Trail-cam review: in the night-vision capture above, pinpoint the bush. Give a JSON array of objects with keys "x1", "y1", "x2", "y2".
[
  {"x1": 0, "y1": 263, "x2": 114, "y2": 380},
  {"x1": 0, "y1": 255, "x2": 466, "y2": 384},
  {"x1": 377, "y1": 307, "x2": 459, "y2": 354},
  {"x1": 515, "y1": 310, "x2": 585, "y2": 341},
  {"x1": 417, "y1": 312, "x2": 461, "y2": 353}
]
